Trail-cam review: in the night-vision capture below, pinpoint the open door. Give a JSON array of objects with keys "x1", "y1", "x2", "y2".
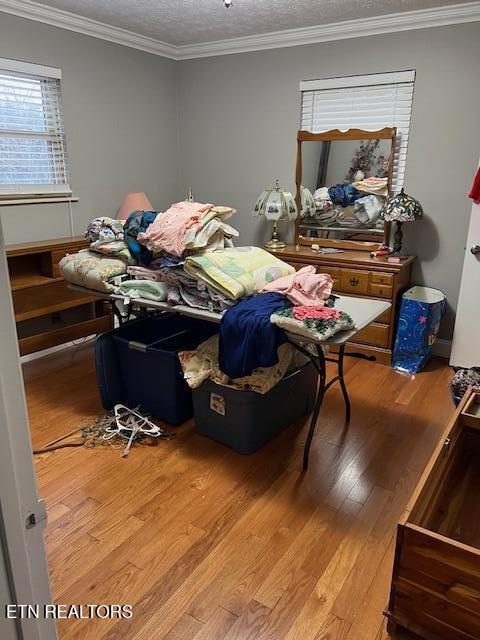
[
  {"x1": 451, "y1": 164, "x2": 480, "y2": 368},
  {"x1": 0, "y1": 218, "x2": 56, "y2": 640}
]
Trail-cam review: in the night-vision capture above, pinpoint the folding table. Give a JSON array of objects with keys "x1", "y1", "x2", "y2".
[{"x1": 69, "y1": 285, "x2": 390, "y2": 469}]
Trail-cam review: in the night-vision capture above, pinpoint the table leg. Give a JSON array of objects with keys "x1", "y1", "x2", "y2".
[
  {"x1": 303, "y1": 345, "x2": 326, "y2": 471},
  {"x1": 338, "y1": 344, "x2": 351, "y2": 425}
]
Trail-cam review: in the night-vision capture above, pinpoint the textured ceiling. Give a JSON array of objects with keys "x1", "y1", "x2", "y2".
[{"x1": 29, "y1": 0, "x2": 474, "y2": 46}]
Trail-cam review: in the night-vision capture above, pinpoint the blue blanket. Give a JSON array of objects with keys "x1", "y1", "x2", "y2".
[{"x1": 219, "y1": 292, "x2": 290, "y2": 379}]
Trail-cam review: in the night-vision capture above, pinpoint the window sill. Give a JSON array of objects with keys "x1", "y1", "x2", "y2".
[{"x1": 0, "y1": 196, "x2": 79, "y2": 206}]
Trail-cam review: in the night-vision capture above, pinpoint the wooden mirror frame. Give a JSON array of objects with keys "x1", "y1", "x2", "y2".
[{"x1": 294, "y1": 127, "x2": 396, "y2": 252}]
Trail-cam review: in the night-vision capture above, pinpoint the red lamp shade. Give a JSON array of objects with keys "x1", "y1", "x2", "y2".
[{"x1": 117, "y1": 192, "x2": 153, "y2": 220}]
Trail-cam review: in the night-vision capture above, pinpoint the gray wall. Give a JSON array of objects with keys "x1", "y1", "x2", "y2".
[
  {"x1": 0, "y1": 14, "x2": 479, "y2": 339},
  {"x1": 0, "y1": 13, "x2": 180, "y2": 244},
  {"x1": 177, "y1": 23, "x2": 480, "y2": 338}
]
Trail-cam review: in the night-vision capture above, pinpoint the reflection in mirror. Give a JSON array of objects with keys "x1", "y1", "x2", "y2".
[{"x1": 299, "y1": 138, "x2": 392, "y2": 242}]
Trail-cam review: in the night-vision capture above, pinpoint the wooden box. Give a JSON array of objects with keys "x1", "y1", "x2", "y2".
[{"x1": 386, "y1": 387, "x2": 480, "y2": 640}]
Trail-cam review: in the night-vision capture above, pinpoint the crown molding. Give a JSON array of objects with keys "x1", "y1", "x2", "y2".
[
  {"x1": 0, "y1": 0, "x2": 177, "y2": 59},
  {"x1": 0, "y1": 0, "x2": 479, "y2": 61},
  {"x1": 175, "y1": 2, "x2": 480, "y2": 59}
]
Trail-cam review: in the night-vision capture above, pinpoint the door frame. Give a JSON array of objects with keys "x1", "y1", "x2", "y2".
[{"x1": 0, "y1": 218, "x2": 56, "y2": 640}]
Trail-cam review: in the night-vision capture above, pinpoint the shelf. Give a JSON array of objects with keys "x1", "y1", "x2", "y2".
[
  {"x1": 6, "y1": 236, "x2": 86, "y2": 257},
  {"x1": 18, "y1": 314, "x2": 112, "y2": 356},
  {"x1": 10, "y1": 273, "x2": 64, "y2": 292},
  {"x1": 14, "y1": 295, "x2": 101, "y2": 323}
]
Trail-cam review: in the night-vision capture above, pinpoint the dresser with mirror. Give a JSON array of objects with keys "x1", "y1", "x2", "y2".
[{"x1": 269, "y1": 127, "x2": 415, "y2": 365}]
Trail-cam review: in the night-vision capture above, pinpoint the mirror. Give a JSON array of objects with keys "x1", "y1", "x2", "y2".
[{"x1": 295, "y1": 128, "x2": 396, "y2": 251}]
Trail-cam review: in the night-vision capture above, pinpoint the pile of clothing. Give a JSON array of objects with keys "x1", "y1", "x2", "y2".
[
  {"x1": 305, "y1": 175, "x2": 388, "y2": 229},
  {"x1": 58, "y1": 216, "x2": 135, "y2": 293},
  {"x1": 59, "y1": 199, "x2": 356, "y2": 397},
  {"x1": 179, "y1": 265, "x2": 354, "y2": 394},
  {"x1": 138, "y1": 201, "x2": 237, "y2": 256},
  {"x1": 59, "y1": 200, "x2": 296, "y2": 313}
]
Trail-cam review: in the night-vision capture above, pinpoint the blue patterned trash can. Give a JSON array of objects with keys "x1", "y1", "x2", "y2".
[{"x1": 392, "y1": 286, "x2": 446, "y2": 374}]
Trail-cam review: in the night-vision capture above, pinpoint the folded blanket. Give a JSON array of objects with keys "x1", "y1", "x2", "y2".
[
  {"x1": 353, "y1": 176, "x2": 389, "y2": 197},
  {"x1": 271, "y1": 306, "x2": 354, "y2": 341},
  {"x1": 85, "y1": 216, "x2": 133, "y2": 263},
  {"x1": 261, "y1": 265, "x2": 333, "y2": 306},
  {"x1": 183, "y1": 219, "x2": 239, "y2": 252},
  {"x1": 114, "y1": 279, "x2": 168, "y2": 302},
  {"x1": 89, "y1": 239, "x2": 134, "y2": 264},
  {"x1": 184, "y1": 246, "x2": 295, "y2": 300},
  {"x1": 179, "y1": 335, "x2": 307, "y2": 395},
  {"x1": 59, "y1": 250, "x2": 126, "y2": 293}
]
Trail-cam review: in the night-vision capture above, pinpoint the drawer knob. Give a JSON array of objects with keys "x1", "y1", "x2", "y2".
[
  {"x1": 349, "y1": 277, "x2": 360, "y2": 287},
  {"x1": 444, "y1": 437, "x2": 451, "y2": 450}
]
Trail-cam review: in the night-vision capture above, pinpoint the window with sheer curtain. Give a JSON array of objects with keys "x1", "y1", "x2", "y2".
[
  {"x1": 0, "y1": 58, "x2": 70, "y2": 198},
  {"x1": 299, "y1": 70, "x2": 416, "y2": 193}
]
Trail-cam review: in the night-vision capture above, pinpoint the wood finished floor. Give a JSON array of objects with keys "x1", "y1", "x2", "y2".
[{"x1": 24, "y1": 342, "x2": 454, "y2": 640}]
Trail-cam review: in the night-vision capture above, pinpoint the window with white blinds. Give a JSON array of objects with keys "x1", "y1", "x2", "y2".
[
  {"x1": 299, "y1": 70, "x2": 415, "y2": 193},
  {"x1": 0, "y1": 58, "x2": 70, "y2": 197}
]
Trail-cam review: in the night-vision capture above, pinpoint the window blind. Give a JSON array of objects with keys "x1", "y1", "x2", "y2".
[
  {"x1": 299, "y1": 71, "x2": 415, "y2": 193},
  {"x1": 0, "y1": 58, "x2": 70, "y2": 197}
]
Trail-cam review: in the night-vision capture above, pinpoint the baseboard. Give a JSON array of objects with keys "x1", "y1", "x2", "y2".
[
  {"x1": 20, "y1": 334, "x2": 95, "y2": 364},
  {"x1": 432, "y1": 338, "x2": 452, "y2": 359}
]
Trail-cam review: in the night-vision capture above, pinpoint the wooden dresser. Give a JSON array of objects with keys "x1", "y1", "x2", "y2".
[
  {"x1": 386, "y1": 387, "x2": 480, "y2": 639},
  {"x1": 269, "y1": 245, "x2": 415, "y2": 364},
  {"x1": 6, "y1": 237, "x2": 112, "y2": 356}
]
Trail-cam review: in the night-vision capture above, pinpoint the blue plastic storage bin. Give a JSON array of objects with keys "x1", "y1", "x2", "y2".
[
  {"x1": 110, "y1": 314, "x2": 217, "y2": 424},
  {"x1": 192, "y1": 362, "x2": 316, "y2": 454}
]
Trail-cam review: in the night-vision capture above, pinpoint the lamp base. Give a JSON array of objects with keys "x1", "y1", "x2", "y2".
[
  {"x1": 264, "y1": 238, "x2": 286, "y2": 250},
  {"x1": 392, "y1": 221, "x2": 404, "y2": 254},
  {"x1": 264, "y1": 220, "x2": 286, "y2": 251}
]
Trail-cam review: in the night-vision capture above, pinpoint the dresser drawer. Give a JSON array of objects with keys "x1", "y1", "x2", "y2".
[
  {"x1": 370, "y1": 271, "x2": 394, "y2": 286},
  {"x1": 285, "y1": 260, "x2": 394, "y2": 301},
  {"x1": 350, "y1": 322, "x2": 389, "y2": 348},
  {"x1": 340, "y1": 269, "x2": 370, "y2": 294},
  {"x1": 369, "y1": 283, "x2": 393, "y2": 298},
  {"x1": 318, "y1": 266, "x2": 340, "y2": 288}
]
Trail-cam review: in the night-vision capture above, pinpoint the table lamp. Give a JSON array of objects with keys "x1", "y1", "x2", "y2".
[
  {"x1": 381, "y1": 188, "x2": 423, "y2": 254},
  {"x1": 117, "y1": 192, "x2": 153, "y2": 221},
  {"x1": 252, "y1": 179, "x2": 297, "y2": 250}
]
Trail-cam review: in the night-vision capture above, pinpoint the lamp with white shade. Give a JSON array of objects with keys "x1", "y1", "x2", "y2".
[{"x1": 252, "y1": 179, "x2": 297, "y2": 250}]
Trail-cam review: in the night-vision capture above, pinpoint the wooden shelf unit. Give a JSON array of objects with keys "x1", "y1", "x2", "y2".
[{"x1": 6, "y1": 237, "x2": 113, "y2": 356}]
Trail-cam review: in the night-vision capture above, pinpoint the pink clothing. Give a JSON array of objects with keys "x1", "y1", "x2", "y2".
[
  {"x1": 138, "y1": 201, "x2": 213, "y2": 256},
  {"x1": 261, "y1": 265, "x2": 333, "y2": 306},
  {"x1": 292, "y1": 305, "x2": 341, "y2": 321},
  {"x1": 127, "y1": 265, "x2": 164, "y2": 281}
]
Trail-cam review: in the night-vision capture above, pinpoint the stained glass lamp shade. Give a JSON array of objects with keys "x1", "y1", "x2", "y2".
[{"x1": 381, "y1": 188, "x2": 423, "y2": 253}]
